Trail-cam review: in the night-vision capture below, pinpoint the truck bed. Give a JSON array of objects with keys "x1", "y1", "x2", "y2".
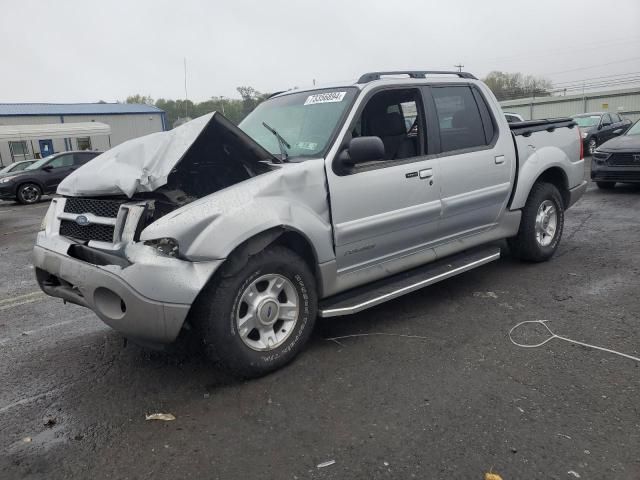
[{"x1": 509, "y1": 117, "x2": 576, "y2": 136}]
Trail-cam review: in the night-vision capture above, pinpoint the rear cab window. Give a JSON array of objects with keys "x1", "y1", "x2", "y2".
[{"x1": 430, "y1": 85, "x2": 495, "y2": 153}]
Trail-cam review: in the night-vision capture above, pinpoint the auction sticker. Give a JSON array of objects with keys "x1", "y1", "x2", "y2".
[{"x1": 304, "y1": 91, "x2": 346, "y2": 105}]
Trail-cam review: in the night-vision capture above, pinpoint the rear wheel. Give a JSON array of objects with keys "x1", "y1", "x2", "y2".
[
  {"x1": 193, "y1": 246, "x2": 317, "y2": 378},
  {"x1": 508, "y1": 182, "x2": 564, "y2": 262},
  {"x1": 587, "y1": 138, "x2": 597, "y2": 155},
  {"x1": 16, "y1": 183, "x2": 42, "y2": 204},
  {"x1": 596, "y1": 181, "x2": 615, "y2": 190}
]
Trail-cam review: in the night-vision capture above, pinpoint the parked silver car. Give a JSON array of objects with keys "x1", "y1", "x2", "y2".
[{"x1": 34, "y1": 70, "x2": 587, "y2": 377}]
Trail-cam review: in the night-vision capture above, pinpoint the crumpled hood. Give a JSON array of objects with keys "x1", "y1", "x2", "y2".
[
  {"x1": 598, "y1": 134, "x2": 640, "y2": 152},
  {"x1": 58, "y1": 112, "x2": 275, "y2": 198}
]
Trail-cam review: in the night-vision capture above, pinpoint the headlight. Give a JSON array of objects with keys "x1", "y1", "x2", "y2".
[
  {"x1": 0, "y1": 175, "x2": 16, "y2": 183},
  {"x1": 40, "y1": 201, "x2": 56, "y2": 231},
  {"x1": 581, "y1": 132, "x2": 588, "y2": 139},
  {"x1": 143, "y1": 238, "x2": 180, "y2": 257}
]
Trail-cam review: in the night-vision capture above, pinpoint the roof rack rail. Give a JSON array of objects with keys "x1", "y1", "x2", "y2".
[{"x1": 357, "y1": 70, "x2": 477, "y2": 84}]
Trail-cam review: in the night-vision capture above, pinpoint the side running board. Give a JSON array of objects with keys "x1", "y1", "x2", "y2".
[{"x1": 318, "y1": 246, "x2": 501, "y2": 317}]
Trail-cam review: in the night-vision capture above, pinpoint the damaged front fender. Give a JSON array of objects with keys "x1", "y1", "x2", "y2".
[{"x1": 140, "y1": 159, "x2": 335, "y2": 265}]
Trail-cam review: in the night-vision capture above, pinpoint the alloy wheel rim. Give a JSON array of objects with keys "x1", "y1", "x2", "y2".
[
  {"x1": 21, "y1": 185, "x2": 39, "y2": 203},
  {"x1": 535, "y1": 200, "x2": 558, "y2": 247},
  {"x1": 235, "y1": 274, "x2": 299, "y2": 351}
]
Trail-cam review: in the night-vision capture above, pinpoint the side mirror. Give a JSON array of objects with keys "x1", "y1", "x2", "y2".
[
  {"x1": 341, "y1": 136, "x2": 385, "y2": 165},
  {"x1": 41, "y1": 165, "x2": 53, "y2": 172}
]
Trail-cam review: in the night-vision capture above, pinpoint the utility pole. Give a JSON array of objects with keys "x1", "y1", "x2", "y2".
[
  {"x1": 454, "y1": 64, "x2": 464, "y2": 72},
  {"x1": 184, "y1": 57, "x2": 189, "y2": 118}
]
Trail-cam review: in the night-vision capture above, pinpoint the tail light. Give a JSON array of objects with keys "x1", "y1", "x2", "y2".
[{"x1": 578, "y1": 128, "x2": 584, "y2": 160}]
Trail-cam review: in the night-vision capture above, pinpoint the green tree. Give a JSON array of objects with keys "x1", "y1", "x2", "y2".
[
  {"x1": 125, "y1": 94, "x2": 155, "y2": 105},
  {"x1": 128, "y1": 86, "x2": 270, "y2": 128},
  {"x1": 483, "y1": 71, "x2": 552, "y2": 101}
]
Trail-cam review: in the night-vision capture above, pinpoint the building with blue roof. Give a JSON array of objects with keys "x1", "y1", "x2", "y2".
[{"x1": 0, "y1": 103, "x2": 167, "y2": 166}]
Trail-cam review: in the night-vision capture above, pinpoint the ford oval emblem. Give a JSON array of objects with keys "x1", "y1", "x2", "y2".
[{"x1": 75, "y1": 215, "x2": 90, "y2": 226}]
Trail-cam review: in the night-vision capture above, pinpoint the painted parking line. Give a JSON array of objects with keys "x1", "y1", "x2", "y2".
[
  {"x1": 0, "y1": 315, "x2": 94, "y2": 346},
  {"x1": 0, "y1": 292, "x2": 47, "y2": 311},
  {"x1": 2, "y1": 228, "x2": 40, "y2": 236},
  {"x1": 0, "y1": 204, "x2": 50, "y2": 214},
  {"x1": 0, "y1": 291, "x2": 44, "y2": 305},
  {"x1": 0, "y1": 387, "x2": 63, "y2": 415}
]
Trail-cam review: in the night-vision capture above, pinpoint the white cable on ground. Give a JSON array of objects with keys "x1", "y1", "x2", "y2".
[{"x1": 509, "y1": 320, "x2": 640, "y2": 363}]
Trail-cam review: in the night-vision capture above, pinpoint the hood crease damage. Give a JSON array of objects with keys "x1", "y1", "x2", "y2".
[{"x1": 58, "y1": 112, "x2": 276, "y2": 202}]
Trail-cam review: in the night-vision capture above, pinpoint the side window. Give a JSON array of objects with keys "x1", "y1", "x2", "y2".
[
  {"x1": 431, "y1": 86, "x2": 489, "y2": 153},
  {"x1": 9, "y1": 141, "x2": 32, "y2": 161},
  {"x1": 73, "y1": 153, "x2": 93, "y2": 165},
  {"x1": 47, "y1": 154, "x2": 74, "y2": 168},
  {"x1": 612, "y1": 113, "x2": 621, "y2": 123},
  {"x1": 354, "y1": 88, "x2": 424, "y2": 161},
  {"x1": 602, "y1": 114, "x2": 611, "y2": 125},
  {"x1": 400, "y1": 101, "x2": 418, "y2": 133},
  {"x1": 76, "y1": 137, "x2": 92, "y2": 150}
]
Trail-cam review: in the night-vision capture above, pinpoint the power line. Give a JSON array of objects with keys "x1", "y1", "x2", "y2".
[
  {"x1": 551, "y1": 71, "x2": 640, "y2": 86},
  {"x1": 480, "y1": 36, "x2": 640, "y2": 65},
  {"x1": 541, "y1": 56, "x2": 640, "y2": 76}
]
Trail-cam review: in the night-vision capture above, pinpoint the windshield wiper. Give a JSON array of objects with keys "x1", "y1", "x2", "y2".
[{"x1": 262, "y1": 122, "x2": 291, "y2": 162}]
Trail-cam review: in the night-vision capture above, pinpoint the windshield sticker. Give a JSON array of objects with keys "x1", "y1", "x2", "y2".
[
  {"x1": 304, "y1": 91, "x2": 347, "y2": 105},
  {"x1": 296, "y1": 141, "x2": 319, "y2": 151}
]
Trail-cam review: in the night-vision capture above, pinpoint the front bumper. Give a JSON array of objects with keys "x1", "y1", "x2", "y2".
[
  {"x1": 0, "y1": 182, "x2": 16, "y2": 199},
  {"x1": 33, "y1": 231, "x2": 223, "y2": 344},
  {"x1": 591, "y1": 165, "x2": 640, "y2": 183}
]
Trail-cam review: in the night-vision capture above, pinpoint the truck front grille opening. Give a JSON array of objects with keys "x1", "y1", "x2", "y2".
[
  {"x1": 59, "y1": 220, "x2": 115, "y2": 242},
  {"x1": 64, "y1": 197, "x2": 125, "y2": 218}
]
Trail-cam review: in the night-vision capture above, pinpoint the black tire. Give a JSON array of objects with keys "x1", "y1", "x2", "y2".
[
  {"x1": 596, "y1": 181, "x2": 616, "y2": 190},
  {"x1": 508, "y1": 182, "x2": 565, "y2": 262},
  {"x1": 16, "y1": 183, "x2": 42, "y2": 204},
  {"x1": 192, "y1": 246, "x2": 317, "y2": 378},
  {"x1": 587, "y1": 138, "x2": 597, "y2": 155}
]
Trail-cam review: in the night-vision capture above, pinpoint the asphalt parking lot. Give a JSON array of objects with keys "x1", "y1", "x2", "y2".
[{"x1": 0, "y1": 172, "x2": 639, "y2": 479}]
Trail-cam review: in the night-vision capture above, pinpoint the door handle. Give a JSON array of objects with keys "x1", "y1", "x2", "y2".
[
  {"x1": 494, "y1": 155, "x2": 505, "y2": 165},
  {"x1": 419, "y1": 168, "x2": 433, "y2": 179}
]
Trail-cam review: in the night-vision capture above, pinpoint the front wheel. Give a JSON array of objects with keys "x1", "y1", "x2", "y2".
[
  {"x1": 193, "y1": 246, "x2": 317, "y2": 378},
  {"x1": 508, "y1": 182, "x2": 565, "y2": 262},
  {"x1": 17, "y1": 183, "x2": 42, "y2": 204},
  {"x1": 596, "y1": 181, "x2": 615, "y2": 190}
]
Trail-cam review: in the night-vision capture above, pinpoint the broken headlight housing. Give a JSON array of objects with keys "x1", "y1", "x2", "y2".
[
  {"x1": 40, "y1": 202, "x2": 55, "y2": 231},
  {"x1": 143, "y1": 237, "x2": 180, "y2": 257}
]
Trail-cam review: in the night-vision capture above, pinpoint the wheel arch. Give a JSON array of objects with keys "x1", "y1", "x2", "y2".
[
  {"x1": 510, "y1": 161, "x2": 572, "y2": 210},
  {"x1": 533, "y1": 167, "x2": 570, "y2": 208},
  {"x1": 205, "y1": 226, "x2": 324, "y2": 295}
]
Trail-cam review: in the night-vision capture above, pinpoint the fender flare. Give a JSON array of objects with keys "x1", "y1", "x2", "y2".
[{"x1": 509, "y1": 149, "x2": 570, "y2": 210}]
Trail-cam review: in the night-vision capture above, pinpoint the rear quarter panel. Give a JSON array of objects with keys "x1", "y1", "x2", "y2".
[{"x1": 509, "y1": 126, "x2": 584, "y2": 210}]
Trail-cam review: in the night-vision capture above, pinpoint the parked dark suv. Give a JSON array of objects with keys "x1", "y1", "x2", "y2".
[
  {"x1": 572, "y1": 112, "x2": 632, "y2": 155},
  {"x1": 0, "y1": 151, "x2": 101, "y2": 204},
  {"x1": 591, "y1": 119, "x2": 640, "y2": 189}
]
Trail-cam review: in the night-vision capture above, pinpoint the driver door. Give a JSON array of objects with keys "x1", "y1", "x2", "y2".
[
  {"x1": 325, "y1": 87, "x2": 442, "y2": 291},
  {"x1": 43, "y1": 153, "x2": 75, "y2": 192}
]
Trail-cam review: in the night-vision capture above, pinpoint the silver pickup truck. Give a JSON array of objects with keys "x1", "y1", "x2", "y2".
[{"x1": 34, "y1": 70, "x2": 587, "y2": 377}]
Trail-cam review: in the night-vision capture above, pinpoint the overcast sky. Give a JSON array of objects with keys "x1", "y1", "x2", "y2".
[{"x1": 1, "y1": 0, "x2": 639, "y2": 103}]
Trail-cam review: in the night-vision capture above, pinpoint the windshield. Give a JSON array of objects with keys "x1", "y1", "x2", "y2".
[
  {"x1": 239, "y1": 88, "x2": 357, "y2": 159},
  {"x1": 25, "y1": 156, "x2": 53, "y2": 170},
  {"x1": 573, "y1": 115, "x2": 600, "y2": 127},
  {"x1": 626, "y1": 120, "x2": 640, "y2": 136}
]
